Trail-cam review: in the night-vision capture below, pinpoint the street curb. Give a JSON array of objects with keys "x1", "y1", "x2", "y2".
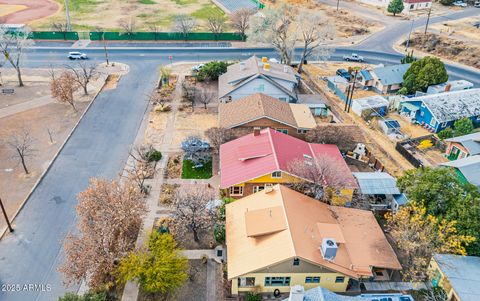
[{"x1": 0, "y1": 74, "x2": 110, "y2": 240}]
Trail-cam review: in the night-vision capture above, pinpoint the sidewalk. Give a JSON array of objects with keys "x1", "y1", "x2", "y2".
[{"x1": 0, "y1": 95, "x2": 53, "y2": 119}]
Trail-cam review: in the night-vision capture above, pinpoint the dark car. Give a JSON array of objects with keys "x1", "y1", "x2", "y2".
[{"x1": 336, "y1": 68, "x2": 351, "y2": 81}]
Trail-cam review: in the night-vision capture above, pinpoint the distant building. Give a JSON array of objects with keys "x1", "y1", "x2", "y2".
[
  {"x1": 403, "y1": 0, "x2": 432, "y2": 12},
  {"x1": 429, "y1": 254, "x2": 480, "y2": 301},
  {"x1": 218, "y1": 93, "x2": 316, "y2": 139},
  {"x1": 218, "y1": 56, "x2": 300, "y2": 103},
  {"x1": 427, "y1": 80, "x2": 474, "y2": 95},
  {"x1": 441, "y1": 155, "x2": 480, "y2": 187},
  {"x1": 226, "y1": 185, "x2": 402, "y2": 296},
  {"x1": 444, "y1": 132, "x2": 480, "y2": 160},
  {"x1": 400, "y1": 88, "x2": 480, "y2": 133}
]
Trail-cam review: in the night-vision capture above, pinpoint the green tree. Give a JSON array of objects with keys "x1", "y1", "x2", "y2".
[
  {"x1": 388, "y1": 0, "x2": 404, "y2": 16},
  {"x1": 197, "y1": 61, "x2": 229, "y2": 81},
  {"x1": 213, "y1": 198, "x2": 234, "y2": 244},
  {"x1": 437, "y1": 127, "x2": 454, "y2": 140},
  {"x1": 403, "y1": 56, "x2": 448, "y2": 94},
  {"x1": 117, "y1": 232, "x2": 188, "y2": 295},
  {"x1": 401, "y1": 50, "x2": 416, "y2": 64},
  {"x1": 58, "y1": 291, "x2": 107, "y2": 301},
  {"x1": 453, "y1": 117, "x2": 474, "y2": 137},
  {"x1": 439, "y1": 0, "x2": 454, "y2": 5}
]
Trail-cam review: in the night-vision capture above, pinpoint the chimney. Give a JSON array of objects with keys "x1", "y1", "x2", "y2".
[
  {"x1": 261, "y1": 57, "x2": 268, "y2": 63},
  {"x1": 263, "y1": 63, "x2": 270, "y2": 71},
  {"x1": 445, "y1": 83, "x2": 452, "y2": 92},
  {"x1": 288, "y1": 285, "x2": 305, "y2": 301},
  {"x1": 253, "y1": 127, "x2": 261, "y2": 136},
  {"x1": 239, "y1": 61, "x2": 246, "y2": 71}
]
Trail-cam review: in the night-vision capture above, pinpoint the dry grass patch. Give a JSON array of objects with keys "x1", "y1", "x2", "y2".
[
  {"x1": 171, "y1": 110, "x2": 217, "y2": 147},
  {"x1": 159, "y1": 183, "x2": 179, "y2": 205},
  {"x1": 166, "y1": 153, "x2": 182, "y2": 178}
]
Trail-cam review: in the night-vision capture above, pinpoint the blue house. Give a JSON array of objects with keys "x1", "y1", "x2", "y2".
[{"x1": 400, "y1": 88, "x2": 480, "y2": 133}]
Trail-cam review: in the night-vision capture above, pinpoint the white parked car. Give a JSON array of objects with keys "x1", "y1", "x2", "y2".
[
  {"x1": 474, "y1": 1, "x2": 480, "y2": 7},
  {"x1": 343, "y1": 53, "x2": 364, "y2": 62},
  {"x1": 453, "y1": 1, "x2": 467, "y2": 7},
  {"x1": 191, "y1": 64, "x2": 205, "y2": 72},
  {"x1": 68, "y1": 51, "x2": 87, "y2": 60}
]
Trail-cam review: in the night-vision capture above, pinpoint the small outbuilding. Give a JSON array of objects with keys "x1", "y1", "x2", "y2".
[
  {"x1": 379, "y1": 119, "x2": 401, "y2": 135},
  {"x1": 351, "y1": 95, "x2": 389, "y2": 118}
]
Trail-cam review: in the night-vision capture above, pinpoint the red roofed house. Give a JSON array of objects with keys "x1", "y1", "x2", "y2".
[{"x1": 219, "y1": 128, "x2": 358, "y2": 205}]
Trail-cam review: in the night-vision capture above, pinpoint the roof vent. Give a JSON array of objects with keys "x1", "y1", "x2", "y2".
[
  {"x1": 261, "y1": 57, "x2": 268, "y2": 63},
  {"x1": 239, "y1": 61, "x2": 246, "y2": 71},
  {"x1": 263, "y1": 63, "x2": 270, "y2": 71},
  {"x1": 320, "y1": 238, "x2": 338, "y2": 260}
]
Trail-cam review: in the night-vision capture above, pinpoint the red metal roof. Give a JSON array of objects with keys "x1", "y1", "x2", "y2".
[{"x1": 219, "y1": 128, "x2": 357, "y2": 188}]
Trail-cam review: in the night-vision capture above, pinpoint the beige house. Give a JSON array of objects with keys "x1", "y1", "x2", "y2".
[
  {"x1": 218, "y1": 93, "x2": 316, "y2": 139},
  {"x1": 226, "y1": 185, "x2": 402, "y2": 296}
]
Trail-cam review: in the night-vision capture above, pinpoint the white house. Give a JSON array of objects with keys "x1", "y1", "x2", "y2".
[
  {"x1": 403, "y1": 0, "x2": 432, "y2": 12},
  {"x1": 218, "y1": 56, "x2": 300, "y2": 103}
]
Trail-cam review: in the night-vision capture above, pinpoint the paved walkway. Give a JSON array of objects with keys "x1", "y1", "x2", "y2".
[
  {"x1": 0, "y1": 94, "x2": 53, "y2": 118},
  {"x1": 363, "y1": 282, "x2": 427, "y2": 291}
]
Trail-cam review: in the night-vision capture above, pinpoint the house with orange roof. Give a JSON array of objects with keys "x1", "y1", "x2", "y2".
[
  {"x1": 226, "y1": 185, "x2": 402, "y2": 296},
  {"x1": 218, "y1": 93, "x2": 317, "y2": 140},
  {"x1": 219, "y1": 128, "x2": 357, "y2": 205}
]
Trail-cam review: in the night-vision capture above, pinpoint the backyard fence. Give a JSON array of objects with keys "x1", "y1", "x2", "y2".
[{"x1": 28, "y1": 31, "x2": 243, "y2": 41}]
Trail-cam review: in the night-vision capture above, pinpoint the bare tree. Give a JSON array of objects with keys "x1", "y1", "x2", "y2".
[
  {"x1": 170, "y1": 186, "x2": 217, "y2": 243},
  {"x1": 287, "y1": 155, "x2": 353, "y2": 203},
  {"x1": 148, "y1": 24, "x2": 160, "y2": 41},
  {"x1": 95, "y1": 27, "x2": 109, "y2": 66},
  {"x1": 195, "y1": 88, "x2": 215, "y2": 109},
  {"x1": 51, "y1": 71, "x2": 79, "y2": 112},
  {"x1": 0, "y1": 25, "x2": 34, "y2": 86},
  {"x1": 174, "y1": 15, "x2": 197, "y2": 40},
  {"x1": 6, "y1": 129, "x2": 37, "y2": 174},
  {"x1": 47, "y1": 64, "x2": 56, "y2": 81},
  {"x1": 296, "y1": 9, "x2": 334, "y2": 73},
  {"x1": 205, "y1": 127, "x2": 235, "y2": 153},
  {"x1": 181, "y1": 80, "x2": 197, "y2": 110},
  {"x1": 51, "y1": 22, "x2": 70, "y2": 40},
  {"x1": 230, "y1": 8, "x2": 254, "y2": 41},
  {"x1": 124, "y1": 145, "x2": 158, "y2": 194},
  {"x1": 207, "y1": 14, "x2": 226, "y2": 39},
  {"x1": 119, "y1": 18, "x2": 136, "y2": 39},
  {"x1": 248, "y1": 4, "x2": 297, "y2": 64},
  {"x1": 66, "y1": 62, "x2": 97, "y2": 95},
  {"x1": 59, "y1": 178, "x2": 146, "y2": 294},
  {"x1": 305, "y1": 124, "x2": 365, "y2": 152}
]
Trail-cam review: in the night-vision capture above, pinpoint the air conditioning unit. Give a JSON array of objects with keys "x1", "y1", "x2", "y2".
[{"x1": 320, "y1": 238, "x2": 338, "y2": 260}]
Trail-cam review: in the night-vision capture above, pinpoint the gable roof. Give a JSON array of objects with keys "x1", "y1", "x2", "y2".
[
  {"x1": 219, "y1": 128, "x2": 357, "y2": 188},
  {"x1": 406, "y1": 88, "x2": 480, "y2": 123},
  {"x1": 218, "y1": 93, "x2": 316, "y2": 130},
  {"x1": 441, "y1": 155, "x2": 480, "y2": 186},
  {"x1": 433, "y1": 254, "x2": 480, "y2": 301},
  {"x1": 372, "y1": 64, "x2": 410, "y2": 86},
  {"x1": 360, "y1": 70, "x2": 373, "y2": 81},
  {"x1": 226, "y1": 185, "x2": 402, "y2": 279},
  {"x1": 218, "y1": 56, "x2": 299, "y2": 98},
  {"x1": 445, "y1": 132, "x2": 480, "y2": 156},
  {"x1": 353, "y1": 172, "x2": 401, "y2": 195}
]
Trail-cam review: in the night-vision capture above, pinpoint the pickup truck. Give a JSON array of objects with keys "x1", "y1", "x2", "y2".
[{"x1": 343, "y1": 53, "x2": 364, "y2": 62}]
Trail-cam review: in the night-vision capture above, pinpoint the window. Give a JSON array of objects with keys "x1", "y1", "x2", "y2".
[
  {"x1": 279, "y1": 97, "x2": 287, "y2": 101},
  {"x1": 430, "y1": 118, "x2": 437, "y2": 127},
  {"x1": 335, "y1": 276, "x2": 345, "y2": 283},
  {"x1": 440, "y1": 122, "x2": 447, "y2": 128},
  {"x1": 420, "y1": 111, "x2": 424, "y2": 117},
  {"x1": 238, "y1": 277, "x2": 256, "y2": 287},
  {"x1": 229, "y1": 186, "x2": 244, "y2": 196},
  {"x1": 253, "y1": 185, "x2": 265, "y2": 193},
  {"x1": 293, "y1": 258, "x2": 300, "y2": 266},
  {"x1": 264, "y1": 277, "x2": 291, "y2": 286},
  {"x1": 305, "y1": 276, "x2": 320, "y2": 283},
  {"x1": 271, "y1": 171, "x2": 282, "y2": 178},
  {"x1": 276, "y1": 128, "x2": 288, "y2": 134},
  {"x1": 410, "y1": 4, "x2": 414, "y2": 9},
  {"x1": 297, "y1": 129, "x2": 308, "y2": 134}
]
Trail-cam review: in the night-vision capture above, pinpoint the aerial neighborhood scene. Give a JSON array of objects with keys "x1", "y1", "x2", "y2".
[{"x1": 1, "y1": 0, "x2": 480, "y2": 300}]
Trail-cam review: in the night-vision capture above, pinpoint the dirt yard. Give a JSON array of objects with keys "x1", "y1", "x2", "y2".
[
  {"x1": 31, "y1": 0, "x2": 226, "y2": 31},
  {"x1": 406, "y1": 30, "x2": 480, "y2": 69},
  {"x1": 0, "y1": 66, "x2": 111, "y2": 233},
  {"x1": 0, "y1": 0, "x2": 59, "y2": 24}
]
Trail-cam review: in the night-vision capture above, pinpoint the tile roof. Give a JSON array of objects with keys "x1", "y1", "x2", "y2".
[
  {"x1": 372, "y1": 64, "x2": 410, "y2": 86},
  {"x1": 219, "y1": 128, "x2": 357, "y2": 188},
  {"x1": 445, "y1": 132, "x2": 480, "y2": 156},
  {"x1": 407, "y1": 88, "x2": 480, "y2": 123},
  {"x1": 226, "y1": 185, "x2": 402, "y2": 279},
  {"x1": 433, "y1": 254, "x2": 480, "y2": 301},
  {"x1": 441, "y1": 155, "x2": 480, "y2": 186},
  {"x1": 352, "y1": 172, "x2": 401, "y2": 195},
  {"x1": 218, "y1": 93, "x2": 316, "y2": 129},
  {"x1": 218, "y1": 56, "x2": 299, "y2": 99}
]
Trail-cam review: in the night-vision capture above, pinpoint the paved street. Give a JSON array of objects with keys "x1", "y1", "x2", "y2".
[{"x1": 0, "y1": 12, "x2": 479, "y2": 298}]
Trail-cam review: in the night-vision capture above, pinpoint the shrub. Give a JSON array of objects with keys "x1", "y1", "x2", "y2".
[
  {"x1": 453, "y1": 117, "x2": 474, "y2": 137},
  {"x1": 213, "y1": 223, "x2": 225, "y2": 244},
  {"x1": 197, "y1": 61, "x2": 229, "y2": 81},
  {"x1": 245, "y1": 292, "x2": 262, "y2": 301},
  {"x1": 58, "y1": 291, "x2": 107, "y2": 301},
  {"x1": 437, "y1": 128, "x2": 454, "y2": 140},
  {"x1": 440, "y1": 0, "x2": 454, "y2": 5},
  {"x1": 147, "y1": 149, "x2": 162, "y2": 162}
]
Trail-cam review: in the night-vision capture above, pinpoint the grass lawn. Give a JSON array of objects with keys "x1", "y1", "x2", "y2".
[
  {"x1": 182, "y1": 159, "x2": 212, "y2": 179},
  {"x1": 191, "y1": 4, "x2": 224, "y2": 19},
  {"x1": 139, "y1": 0, "x2": 156, "y2": 3}
]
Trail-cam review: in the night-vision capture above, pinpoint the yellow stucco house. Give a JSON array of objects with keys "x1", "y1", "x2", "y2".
[
  {"x1": 429, "y1": 254, "x2": 480, "y2": 301},
  {"x1": 226, "y1": 185, "x2": 402, "y2": 297},
  {"x1": 219, "y1": 128, "x2": 358, "y2": 205}
]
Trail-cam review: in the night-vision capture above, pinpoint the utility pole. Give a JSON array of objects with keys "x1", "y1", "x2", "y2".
[
  {"x1": 344, "y1": 85, "x2": 351, "y2": 111},
  {"x1": 346, "y1": 69, "x2": 359, "y2": 113},
  {"x1": 336, "y1": 0, "x2": 340, "y2": 11},
  {"x1": 0, "y1": 197, "x2": 14, "y2": 233},
  {"x1": 424, "y1": 6, "x2": 432, "y2": 34},
  {"x1": 405, "y1": 19, "x2": 415, "y2": 52},
  {"x1": 64, "y1": 0, "x2": 72, "y2": 31}
]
